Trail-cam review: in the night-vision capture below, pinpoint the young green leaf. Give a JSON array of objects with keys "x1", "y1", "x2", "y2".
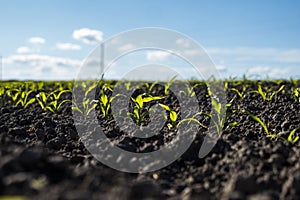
[
  {"x1": 46, "y1": 106, "x2": 55, "y2": 113},
  {"x1": 178, "y1": 117, "x2": 208, "y2": 129},
  {"x1": 85, "y1": 83, "x2": 98, "y2": 97},
  {"x1": 231, "y1": 88, "x2": 243, "y2": 98},
  {"x1": 170, "y1": 111, "x2": 177, "y2": 122},
  {"x1": 247, "y1": 112, "x2": 269, "y2": 135},
  {"x1": 101, "y1": 93, "x2": 108, "y2": 107},
  {"x1": 288, "y1": 128, "x2": 299, "y2": 144},
  {"x1": 57, "y1": 99, "x2": 71, "y2": 110},
  {"x1": 270, "y1": 85, "x2": 285, "y2": 100},
  {"x1": 24, "y1": 98, "x2": 36, "y2": 108},
  {"x1": 159, "y1": 103, "x2": 170, "y2": 111},
  {"x1": 143, "y1": 96, "x2": 165, "y2": 102},
  {"x1": 257, "y1": 84, "x2": 267, "y2": 100},
  {"x1": 212, "y1": 98, "x2": 221, "y2": 115},
  {"x1": 56, "y1": 89, "x2": 71, "y2": 100},
  {"x1": 135, "y1": 94, "x2": 143, "y2": 109}
]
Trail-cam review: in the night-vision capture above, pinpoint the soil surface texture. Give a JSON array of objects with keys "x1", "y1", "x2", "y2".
[{"x1": 1, "y1": 80, "x2": 300, "y2": 200}]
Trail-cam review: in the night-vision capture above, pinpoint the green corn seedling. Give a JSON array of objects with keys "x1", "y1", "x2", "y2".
[
  {"x1": 36, "y1": 90, "x2": 71, "y2": 112},
  {"x1": 8, "y1": 89, "x2": 36, "y2": 108},
  {"x1": 253, "y1": 83, "x2": 285, "y2": 101},
  {"x1": 144, "y1": 81, "x2": 158, "y2": 93},
  {"x1": 180, "y1": 83, "x2": 202, "y2": 97},
  {"x1": 0, "y1": 86, "x2": 6, "y2": 106},
  {"x1": 231, "y1": 84, "x2": 248, "y2": 99},
  {"x1": 287, "y1": 128, "x2": 300, "y2": 144},
  {"x1": 97, "y1": 91, "x2": 120, "y2": 117},
  {"x1": 292, "y1": 87, "x2": 300, "y2": 103},
  {"x1": 72, "y1": 98, "x2": 97, "y2": 115},
  {"x1": 125, "y1": 82, "x2": 131, "y2": 91},
  {"x1": 158, "y1": 104, "x2": 178, "y2": 128},
  {"x1": 164, "y1": 76, "x2": 177, "y2": 95},
  {"x1": 159, "y1": 103, "x2": 208, "y2": 130},
  {"x1": 246, "y1": 111, "x2": 299, "y2": 144},
  {"x1": 128, "y1": 94, "x2": 165, "y2": 125},
  {"x1": 247, "y1": 112, "x2": 269, "y2": 135}
]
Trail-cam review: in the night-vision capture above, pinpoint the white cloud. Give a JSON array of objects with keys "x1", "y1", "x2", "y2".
[
  {"x1": 3, "y1": 54, "x2": 80, "y2": 67},
  {"x1": 3, "y1": 54, "x2": 82, "y2": 80},
  {"x1": 216, "y1": 65, "x2": 227, "y2": 71},
  {"x1": 28, "y1": 37, "x2": 46, "y2": 44},
  {"x1": 56, "y1": 43, "x2": 81, "y2": 50},
  {"x1": 176, "y1": 38, "x2": 191, "y2": 47},
  {"x1": 118, "y1": 43, "x2": 135, "y2": 52},
  {"x1": 183, "y1": 49, "x2": 204, "y2": 56},
  {"x1": 206, "y1": 47, "x2": 300, "y2": 63},
  {"x1": 73, "y1": 28, "x2": 103, "y2": 44},
  {"x1": 247, "y1": 66, "x2": 289, "y2": 78},
  {"x1": 146, "y1": 50, "x2": 170, "y2": 61},
  {"x1": 16, "y1": 46, "x2": 31, "y2": 54},
  {"x1": 247, "y1": 66, "x2": 270, "y2": 74}
]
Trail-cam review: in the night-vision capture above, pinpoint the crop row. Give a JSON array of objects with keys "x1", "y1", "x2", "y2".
[{"x1": 0, "y1": 78, "x2": 299, "y2": 145}]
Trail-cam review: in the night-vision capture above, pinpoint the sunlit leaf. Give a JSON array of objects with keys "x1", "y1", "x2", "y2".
[
  {"x1": 212, "y1": 98, "x2": 221, "y2": 115},
  {"x1": 170, "y1": 111, "x2": 177, "y2": 122},
  {"x1": 159, "y1": 103, "x2": 170, "y2": 111},
  {"x1": 24, "y1": 98, "x2": 36, "y2": 108},
  {"x1": 247, "y1": 112, "x2": 269, "y2": 135},
  {"x1": 136, "y1": 95, "x2": 143, "y2": 109}
]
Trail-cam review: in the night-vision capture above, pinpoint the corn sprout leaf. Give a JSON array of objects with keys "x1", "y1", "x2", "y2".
[
  {"x1": 143, "y1": 96, "x2": 165, "y2": 102},
  {"x1": 57, "y1": 100, "x2": 71, "y2": 110},
  {"x1": 170, "y1": 111, "x2": 177, "y2": 122},
  {"x1": 278, "y1": 85, "x2": 285, "y2": 92},
  {"x1": 228, "y1": 121, "x2": 238, "y2": 128},
  {"x1": 85, "y1": 84, "x2": 97, "y2": 97},
  {"x1": 101, "y1": 93, "x2": 108, "y2": 106},
  {"x1": 257, "y1": 84, "x2": 267, "y2": 100},
  {"x1": 21, "y1": 91, "x2": 25, "y2": 99},
  {"x1": 159, "y1": 103, "x2": 170, "y2": 111},
  {"x1": 72, "y1": 106, "x2": 83, "y2": 114},
  {"x1": 231, "y1": 88, "x2": 243, "y2": 98},
  {"x1": 46, "y1": 106, "x2": 55, "y2": 113},
  {"x1": 178, "y1": 118, "x2": 208, "y2": 129},
  {"x1": 164, "y1": 76, "x2": 177, "y2": 94},
  {"x1": 48, "y1": 101, "x2": 57, "y2": 108},
  {"x1": 134, "y1": 108, "x2": 140, "y2": 119},
  {"x1": 41, "y1": 92, "x2": 47, "y2": 102},
  {"x1": 270, "y1": 85, "x2": 285, "y2": 99},
  {"x1": 293, "y1": 136, "x2": 299, "y2": 144},
  {"x1": 36, "y1": 98, "x2": 45, "y2": 109},
  {"x1": 86, "y1": 104, "x2": 97, "y2": 115},
  {"x1": 212, "y1": 98, "x2": 221, "y2": 115},
  {"x1": 16, "y1": 99, "x2": 24, "y2": 106},
  {"x1": 56, "y1": 90, "x2": 71, "y2": 100},
  {"x1": 100, "y1": 106, "x2": 106, "y2": 115},
  {"x1": 24, "y1": 90, "x2": 34, "y2": 102},
  {"x1": 226, "y1": 103, "x2": 232, "y2": 107},
  {"x1": 82, "y1": 99, "x2": 90, "y2": 109},
  {"x1": 125, "y1": 82, "x2": 131, "y2": 90},
  {"x1": 105, "y1": 103, "x2": 111, "y2": 114},
  {"x1": 294, "y1": 89, "x2": 299, "y2": 96},
  {"x1": 266, "y1": 134, "x2": 278, "y2": 139},
  {"x1": 247, "y1": 112, "x2": 269, "y2": 135},
  {"x1": 24, "y1": 98, "x2": 36, "y2": 108},
  {"x1": 288, "y1": 128, "x2": 299, "y2": 144},
  {"x1": 135, "y1": 95, "x2": 143, "y2": 109},
  {"x1": 12, "y1": 93, "x2": 20, "y2": 101}
]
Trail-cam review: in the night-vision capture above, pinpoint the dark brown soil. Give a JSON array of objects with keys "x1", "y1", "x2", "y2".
[{"x1": 1, "y1": 81, "x2": 300, "y2": 200}]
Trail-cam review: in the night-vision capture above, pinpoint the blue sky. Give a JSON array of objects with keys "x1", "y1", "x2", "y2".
[{"x1": 1, "y1": 0, "x2": 300, "y2": 80}]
